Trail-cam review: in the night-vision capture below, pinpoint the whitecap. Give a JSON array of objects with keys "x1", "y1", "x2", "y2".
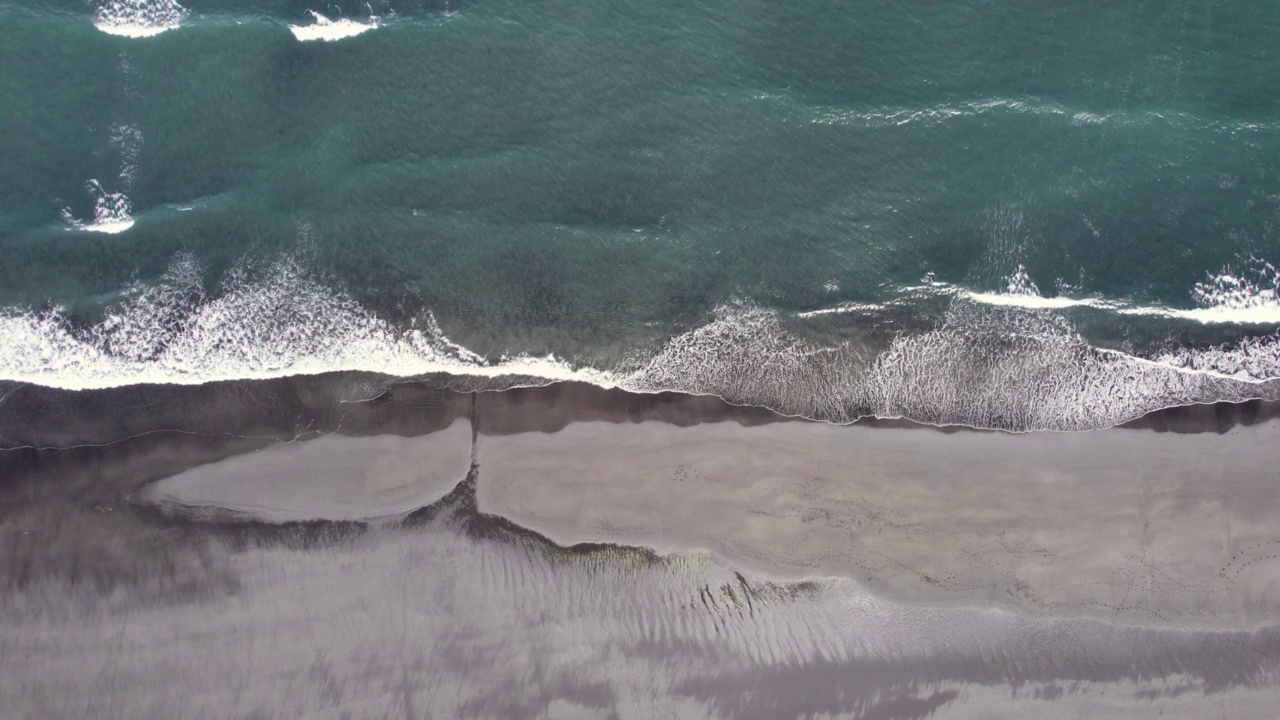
[
  {"x1": 810, "y1": 96, "x2": 1280, "y2": 134},
  {"x1": 796, "y1": 302, "x2": 885, "y2": 318},
  {"x1": 1115, "y1": 258, "x2": 1280, "y2": 325},
  {"x1": 93, "y1": 0, "x2": 187, "y2": 37},
  {"x1": 1120, "y1": 304, "x2": 1280, "y2": 326},
  {"x1": 1185, "y1": 257, "x2": 1280, "y2": 324},
  {"x1": 288, "y1": 10, "x2": 378, "y2": 42},
  {"x1": 947, "y1": 266, "x2": 1113, "y2": 310},
  {"x1": 962, "y1": 262, "x2": 1280, "y2": 325},
  {"x1": 963, "y1": 291, "x2": 1112, "y2": 311},
  {"x1": 80, "y1": 216, "x2": 136, "y2": 234},
  {"x1": 62, "y1": 180, "x2": 135, "y2": 234}
]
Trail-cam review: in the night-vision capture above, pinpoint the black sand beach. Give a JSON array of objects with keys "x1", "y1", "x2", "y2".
[{"x1": 3, "y1": 376, "x2": 1280, "y2": 718}]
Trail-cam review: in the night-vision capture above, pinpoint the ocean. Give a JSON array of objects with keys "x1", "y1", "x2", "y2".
[{"x1": 2, "y1": 0, "x2": 1279, "y2": 428}]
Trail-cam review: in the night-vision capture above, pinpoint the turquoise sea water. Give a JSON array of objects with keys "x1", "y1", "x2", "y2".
[{"x1": 1, "y1": 0, "x2": 1279, "y2": 429}]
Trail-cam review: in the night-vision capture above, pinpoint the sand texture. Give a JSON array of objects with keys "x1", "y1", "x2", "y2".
[{"x1": 478, "y1": 419, "x2": 1280, "y2": 629}]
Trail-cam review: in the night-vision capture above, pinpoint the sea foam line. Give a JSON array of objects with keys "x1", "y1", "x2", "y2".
[
  {"x1": 0, "y1": 257, "x2": 616, "y2": 392},
  {"x1": 808, "y1": 95, "x2": 1280, "y2": 134},
  {"x1": 1, "y1": 257, "x2": 1278, "y2": 431}
]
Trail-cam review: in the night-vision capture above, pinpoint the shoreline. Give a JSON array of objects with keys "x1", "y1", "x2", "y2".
[
  {"x1": 3, "y1": 372, "x2": 1280, "y2": 717},
  {"x1": 3, "y1": 372, "x2": 1278, "y2": 631},
  {"x1": 3, "y1": 371, "x2": 1279, "y2": 451}
]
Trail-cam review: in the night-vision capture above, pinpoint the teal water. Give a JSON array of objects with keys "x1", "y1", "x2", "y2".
[{"x1": 1, "y1": 0, "x2": 1279, "y2": 428}]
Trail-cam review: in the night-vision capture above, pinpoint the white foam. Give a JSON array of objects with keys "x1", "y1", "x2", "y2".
[
  {"x1": 288, "y1": 11, "x2": 378, "y2": 42},
  {"x1": 62, "y1": 180, "x2": 135, "y2": 234},
  {"x1": 964, "y1": 291, "x2": 1110, "y2": 310},
  {"x1": 626, "y1": 297, "x2": 1280, "y2": 430},
  {"x1": 1121, "y1": 304, "x2": 1280, "y2": 325},
  {"x1": 1116, "y1": 259, "x2": 1280, "y2": 325},
  {"x1": 0, "y1": 256, "x2": 613, "y2": 392},
  {"x1": 962, "y1": 262, "x2": 1280, "y2": 326},
  {"x1": 110, "y1": 124, "x2": 143, "y2": 188},
  {"x1": 965, "y1": 265, "x2": 1108, "y2": 310},
  {"x1": 796, "y1": 302, "x2": 885, "y2": 318},
  {"x1": 93, "y1": 0, "x2": 186, "y2": 37},
  {"x1": 2, "y1": 256, "x2": 1278, "y2": 431}
]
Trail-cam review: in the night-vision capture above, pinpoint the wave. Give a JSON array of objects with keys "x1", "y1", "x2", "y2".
[
  {"x1": 61, "y1": 180, "x2": 135, "y2": 234},
  {"x1": 93, "y1": 0, "x2": 186, "y2": 37},
  {"x1": 1, "y1": 256, "x2": 1278, "y2": 431},
  {"x1": 0, "y1": 256, "x2": 608, "y2": 392},
  {"x1": 61, "y1": 125, "x2": 141, "y2": 234},
  {"x1": 808, "y1": 95, "x2": 1280, "y2": 134},
  {"x1": 956, "y1": 262, "x2": 1280, "y2": 326},
  {"x1": 288, "y1": 11, "x2": 379, "y2": 42},
  {"x1": 89, "y1": 3, "x2": 381, "y2": 41},
  {"x1": 963, "y1": 265, "x2": 1116, "y2": 311}
]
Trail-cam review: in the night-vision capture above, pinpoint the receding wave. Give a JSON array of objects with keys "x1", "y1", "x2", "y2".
[
  {"x1": 1, "y1": 256, "x2": 1278, "y2": 431},
  {"x1": 628, "y1": 299, "x2": 1280, "y2": 430}
]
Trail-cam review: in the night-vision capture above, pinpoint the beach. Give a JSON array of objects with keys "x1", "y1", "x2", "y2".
[
  {"x1": 5, "y1": 1, "x2": 1280, "y2": 716},
  {"x1": 3, "y1": 377, "x2": 1280, "y2": 718}
]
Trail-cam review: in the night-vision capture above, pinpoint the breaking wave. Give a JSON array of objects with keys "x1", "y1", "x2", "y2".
[
  {"x1": 963, "y1": 261, "x2": 1280, "y2": 325},
  {"x1": 92, "y1": 0, "x2": 187, "y2": 37},
  {"x1": 1, "y1": 256, "x2": 1278, "y2": 431},
  {"x1": 62, "y1": 125, "x2": 142, "y2": 234},
  {"x1": 0, "y1": 256, "x2": 604, "y2": 391},
  {"x1": 61, "y1": 179, "x2": 135, "y2": 234},
  {"x1": 288, "y1": 11, "x2": 379, "y2": 42}
]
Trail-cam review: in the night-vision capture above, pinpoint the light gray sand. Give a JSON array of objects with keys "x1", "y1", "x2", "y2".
[
  {"x1": 139, "y1": 418, "x2": 471, "y2": 521},
  {"x1": 9, "y1": 381, "x2": 1280, "y2": 718},
  {"x1": 477, "y1": 419, "x2": 1280, "y2": 629},
  {"x1": 5, "y1": 509, "x2": 1280, "y2": 720}
]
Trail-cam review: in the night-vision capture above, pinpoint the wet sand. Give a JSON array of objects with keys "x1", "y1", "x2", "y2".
[
  {"x1": 140, "y1": 418, "x2": 472, "y2": 522},
  {"x1": 478, "y1": 418, "x2": 1280, "y2": 629},
  {"x1": 3, "y1": 374, "x2": 1280, "y2": 718}
]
